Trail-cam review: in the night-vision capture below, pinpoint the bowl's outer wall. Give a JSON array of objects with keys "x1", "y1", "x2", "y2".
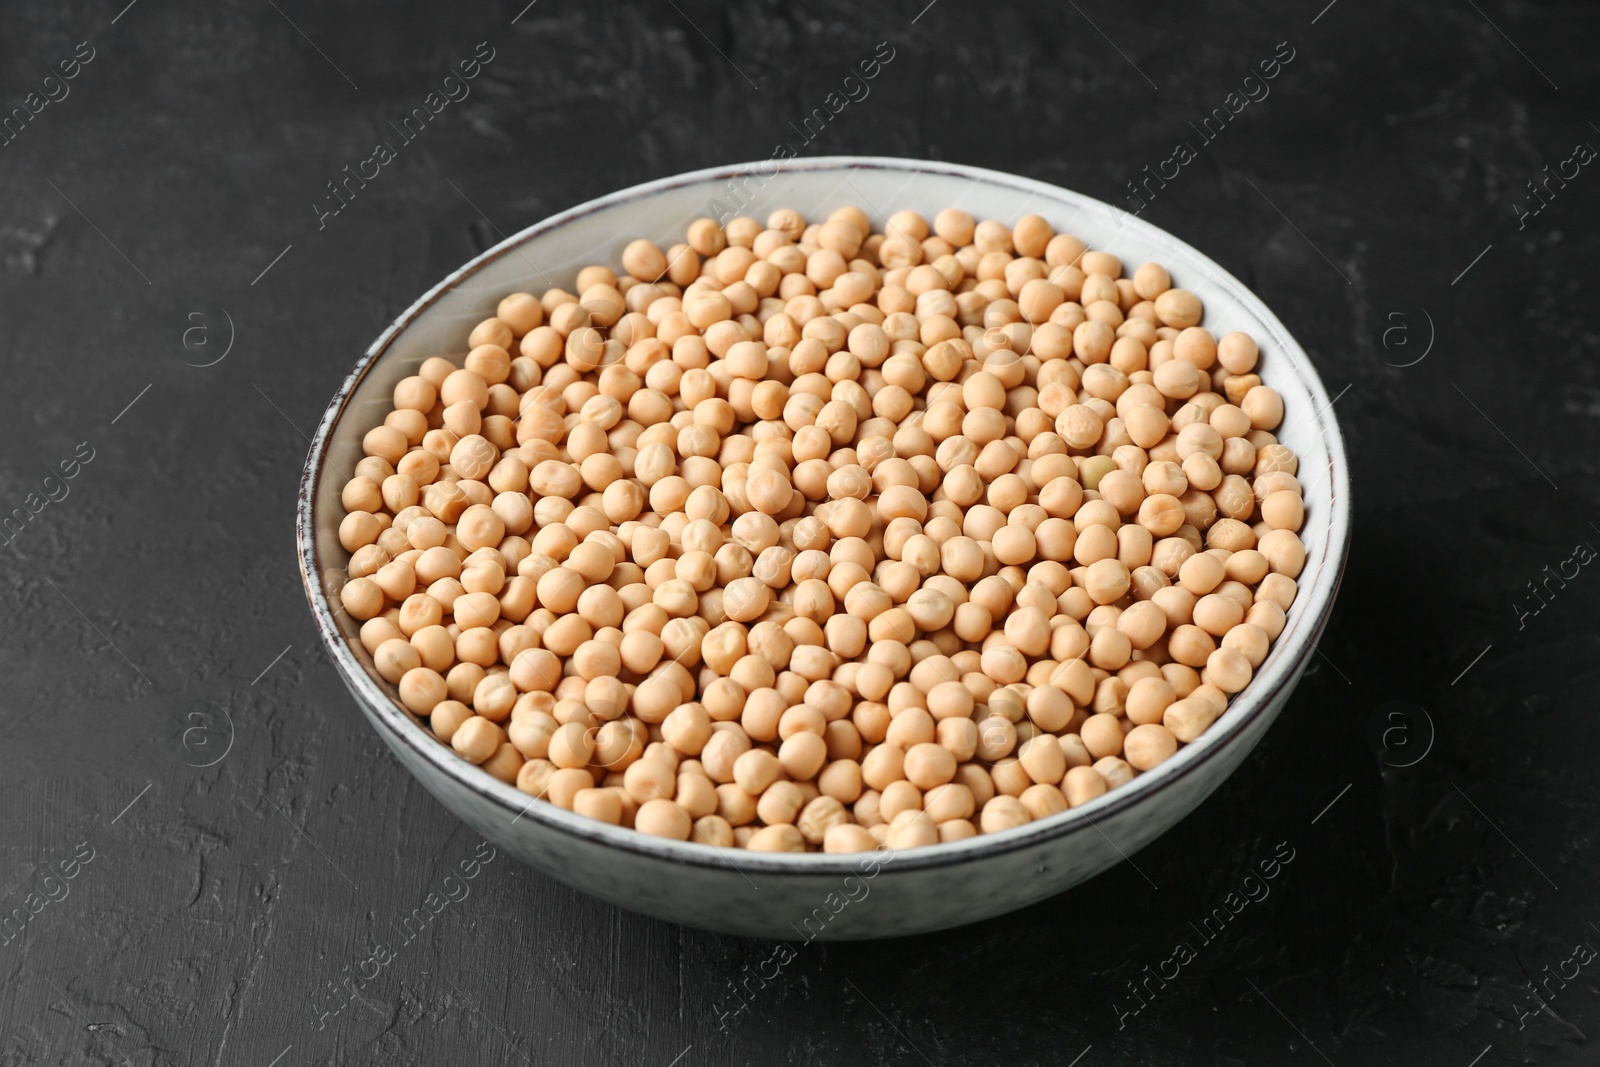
[
  {"x1": 343, "y1": 657, "x2": 1306, "y2": 939},
  {"x1": 299, "y1": 158, "x2": 1349, "y2": 940}
]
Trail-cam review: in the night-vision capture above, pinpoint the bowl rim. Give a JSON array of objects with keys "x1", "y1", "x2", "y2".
[{"x1": 297, "y1": 155, "x2": 1351, "y2": 876}]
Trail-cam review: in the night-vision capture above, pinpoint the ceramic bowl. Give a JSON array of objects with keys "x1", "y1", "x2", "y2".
[{"x1": 297, "y1": 156, "x2": 1350, "y2": 940}]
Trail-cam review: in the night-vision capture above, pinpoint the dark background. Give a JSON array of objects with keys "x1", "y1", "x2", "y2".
[{"x1": 1, "y1": 0, "x2": 1595, "y2": 1063}]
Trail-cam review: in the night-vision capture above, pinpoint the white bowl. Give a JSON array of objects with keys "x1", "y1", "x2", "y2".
[{"x1": 297, "y1": 157, "x2": 1350, "y2": 940}]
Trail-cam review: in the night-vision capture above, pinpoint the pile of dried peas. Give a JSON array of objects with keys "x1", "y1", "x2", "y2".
[{"x1": 337, "y1": 205, "x2": 1307, "y2": 853}]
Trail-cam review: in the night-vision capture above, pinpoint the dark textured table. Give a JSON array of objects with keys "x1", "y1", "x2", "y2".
[{"x1": 3, "y1": 1, "x2": 1595, "y2": 1063}]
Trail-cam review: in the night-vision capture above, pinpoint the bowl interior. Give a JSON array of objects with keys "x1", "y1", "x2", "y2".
[{"x1": 300, "y1": 156, "x2": 1349, "y2": 872}]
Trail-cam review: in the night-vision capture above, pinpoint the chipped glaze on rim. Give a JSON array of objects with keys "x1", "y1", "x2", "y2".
[{"x1": 296, "y1": 156, "x2": 1351, "y2": 875}]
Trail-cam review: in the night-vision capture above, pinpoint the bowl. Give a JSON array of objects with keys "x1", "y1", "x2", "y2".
[{"x1": 297, "y1": 156, "x2": 1350, "y2": 940}]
